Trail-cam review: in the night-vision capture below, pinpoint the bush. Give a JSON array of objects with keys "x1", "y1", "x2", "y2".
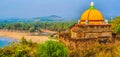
[
  {"x1": 0, "y1": 38, "x2": 37, "y2": 57},
  {"x1": 21, "y1": 37, "x2": 28, "y2": 44},
  {"x1": 37, "y1": 40, "x2": 69, "y2": 57}
]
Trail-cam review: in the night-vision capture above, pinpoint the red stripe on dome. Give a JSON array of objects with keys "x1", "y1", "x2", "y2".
[
  {"x1": 87, "y1": 10, "x2": 91, "y2": 20},
  {"x1": 74, "y1": 24, "x2": 111, "y2": 26},
  {"x1": 80, "y1": 20, "x2": 104, "y2": 22}
]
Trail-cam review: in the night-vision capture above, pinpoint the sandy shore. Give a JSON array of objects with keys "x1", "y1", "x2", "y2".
[{"x1": 0, "y1": 30, "x2": 50, "y2": 43}]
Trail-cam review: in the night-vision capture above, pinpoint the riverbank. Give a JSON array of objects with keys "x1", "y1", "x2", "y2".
[{"x1": 0, "y1": 30, "x2": 50, "y2": 43}]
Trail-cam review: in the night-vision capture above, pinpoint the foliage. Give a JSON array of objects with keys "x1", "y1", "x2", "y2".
[
  {"x1": 111, "y1": 16, "x2": 120, "y2": 33},
  {"x1": 0, "y1": 39, "x2": 70, "y2": 57},
  {"x1": 116, "y1": 24, "x2": 120, "y2": 34},
  {"x1": 69, "y1": 42, "x2": 120, "y2": 57},
  {"x1": 1, "y1": 38, "x2": 120, "y2": 57},
  {"x1": 0, "y1": 38, "x2": 37, "y2": 57},
  {"x1": 29, "y1": 26, "x2": 36, "y2": 33},
  {"x1": 37, "y1": 40, "x2": 69, "y2": 57},
  {"x1": 0, "y1": 21, "x2": 77, "y2": 32},
  {"x1": 21, "y1": 37, "x2": 28, "y2": 44}
]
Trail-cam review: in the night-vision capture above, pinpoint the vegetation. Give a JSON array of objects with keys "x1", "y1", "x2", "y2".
[
  {"x1": 69, "y1": 43, "x2": 120, "y2": 57},
  {"x1": 37, "y1": 41, "x2": 69, "y2": 57},
  {"x1": 1, "y1": 38, "x2": 120, "y2": 57},
  {"x1": 111, "y1": 16, "x2": 120, "y2": 33},
  {"x1": 0, "y1": 38, "x2": 37, "y2": 57},
  {"x1": 0, "y1": 38, "x2": 70, "y2": 57},
  {"x1": 0, "y1": 21, "x2": 77, "y2": 32}
]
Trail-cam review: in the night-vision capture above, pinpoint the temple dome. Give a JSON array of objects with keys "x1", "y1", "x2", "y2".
[{"x1": 80, "y1": 2, "x2": 104, "y2": 25}]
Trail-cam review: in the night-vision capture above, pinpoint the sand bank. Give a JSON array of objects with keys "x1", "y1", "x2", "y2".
[{"x1": 0, "y1": 30, "x2": 50, "y2": 43}]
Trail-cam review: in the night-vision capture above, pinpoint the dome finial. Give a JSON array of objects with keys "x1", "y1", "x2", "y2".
[{"x1": 90, "y1": 2, "x2": 94, "y2": 6}]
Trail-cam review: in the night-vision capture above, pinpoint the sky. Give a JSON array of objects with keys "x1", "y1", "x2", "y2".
[{"x1": 0, "y1": 0, "x2": 120, "y2": 19}]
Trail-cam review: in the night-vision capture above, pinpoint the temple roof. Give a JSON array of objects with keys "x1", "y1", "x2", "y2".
[{"x1": 80, "y1": 2, "x2": 104, "y2": 25}]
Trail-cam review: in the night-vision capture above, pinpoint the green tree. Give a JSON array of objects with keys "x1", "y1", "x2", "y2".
[
  {"x1": 29, "y1": 26, "x2": 36, "y2": 33},
  {"x1": 116, "y1": 24, "x2": 120, "y2": 34},
  {"x1": 37, "y1": 41, "x2": 69, "y2": 57},
  {"x1": 111, "y1": 16, "x2": 120, "y2": 33},
  {"x1": 21, "y1": 37, "x2": 28, "y2": 45}
]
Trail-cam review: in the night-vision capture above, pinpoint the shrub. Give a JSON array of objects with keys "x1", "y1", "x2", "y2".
[
  {"x1": 21, "y1": 37, "x2": 28, "y2": 45},
  {"x1": 37, "y1": 40, "x2": 69, "y2": 57},
  {"x1": 0, "y1": 38, "x2": 37, "y2": 57}
]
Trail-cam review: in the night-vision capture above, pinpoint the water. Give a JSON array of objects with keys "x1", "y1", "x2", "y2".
[{"x1": 0, "y1": 37, "x2": 15, "y2": 48}]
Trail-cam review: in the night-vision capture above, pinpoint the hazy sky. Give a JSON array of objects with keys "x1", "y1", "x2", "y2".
[{"x1": 0, "y1": 0, "x2": 120, "y2": 19}]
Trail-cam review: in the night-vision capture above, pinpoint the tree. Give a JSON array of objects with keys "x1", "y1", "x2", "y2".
[
  {"x1": 21, "y1": 37, "x2": 28, "y2": 45},
  {"x1": 116, "y1": 24, "x2": 120, "y2": 34},
  {"x1": 111, "y1": 16, "x2": 120, "y2": 33},
  {"x1": 29, "y1": 26, "x2": 36, "y2": 33},
  {"x1": 37, "y1": 41, "x2": 69, "y2": 57}
]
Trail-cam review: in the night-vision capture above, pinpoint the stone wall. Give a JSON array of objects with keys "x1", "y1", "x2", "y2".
[{"x1": 59, "y1": 30, "x2": 114, "y2": 50}]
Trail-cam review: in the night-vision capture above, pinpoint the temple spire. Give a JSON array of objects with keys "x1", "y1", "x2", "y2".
[
  {"x1": 90, "y1": 2, "x2": 94, "y2": 6},
  {"x1": 90, "y1": 2, "x2": 95, "y2": 9}
]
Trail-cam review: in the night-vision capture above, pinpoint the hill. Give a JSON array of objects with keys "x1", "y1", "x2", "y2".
[{"x1": 0, "y1": 15, "x2": 67, "y2": 23}]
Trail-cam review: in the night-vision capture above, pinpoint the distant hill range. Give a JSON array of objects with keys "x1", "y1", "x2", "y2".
[
  {"x1": 33, "y1": 15, "x2": 64, "y2": 22},
  {"x1": 0, "y1": 15, "x2": 68, "y2": 23},
  {"x1": 0, "y1": 15, "x2": 116, "y2": 23}
]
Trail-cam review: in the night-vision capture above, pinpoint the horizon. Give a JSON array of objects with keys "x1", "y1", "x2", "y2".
[{"x1": 0, "y1": 0, "x2": 120, "y2": 19}]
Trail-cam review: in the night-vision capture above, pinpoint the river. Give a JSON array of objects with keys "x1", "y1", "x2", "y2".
[{"x1": 0, "y1": 37, "x2": 15, "y2": 48}]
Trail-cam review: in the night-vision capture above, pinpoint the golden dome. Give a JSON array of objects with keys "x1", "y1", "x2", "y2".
[{"x1": 80, "y1": 2, "x2": 104, "y2": 25}]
